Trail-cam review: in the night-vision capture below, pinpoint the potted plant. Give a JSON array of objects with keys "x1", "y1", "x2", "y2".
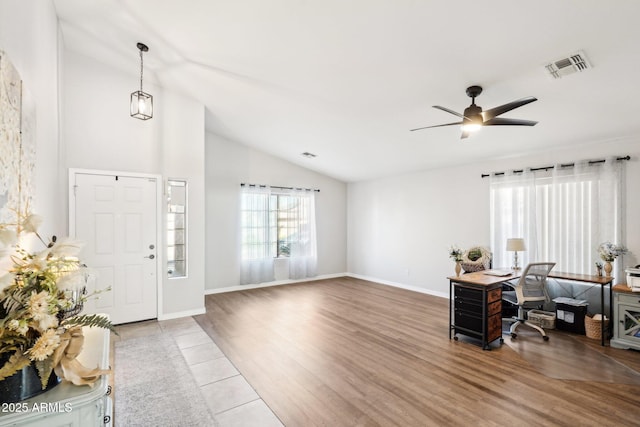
[
  {"x1": 597, "y1": 242, "x2": 628, "y2": 276},
  {"x1": 449, "y1": 245, "x2": 464, "y2": 276}
]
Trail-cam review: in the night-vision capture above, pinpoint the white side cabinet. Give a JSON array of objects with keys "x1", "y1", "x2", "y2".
[
  {"x1": 0, "y1": 327, "x2": 111, "y2": 427},
  {"x1": 611, "y1": 284, "x2": 640, "y2": 351}
]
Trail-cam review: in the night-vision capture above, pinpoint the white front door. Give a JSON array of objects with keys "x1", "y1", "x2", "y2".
[{"x1": 71, "y1": 171, "x2": 158, "y2": 324}]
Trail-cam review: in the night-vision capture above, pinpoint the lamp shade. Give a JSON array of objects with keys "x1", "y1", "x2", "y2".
[{"x1": 506, "y1": 238, "x2": 526, "y2": 251}]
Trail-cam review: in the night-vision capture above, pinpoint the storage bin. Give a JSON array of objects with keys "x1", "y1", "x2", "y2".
[
  {"x1": 527, "y1": 309, "x2": 556, "y2": 329},
  {"x1": 555, "y1": 302, "x2": 588, "y2": 334}
]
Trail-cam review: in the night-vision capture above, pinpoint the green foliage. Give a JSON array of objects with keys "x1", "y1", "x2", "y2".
[
  {"x1": 62, "y1": 314, "x2": 118, "y2": 335},
  {"x1": 468, "y1": 248, "x2": 482, "y2": 261},
  {"x1": 0, "y1": 350, "x2": 31, "y2": 381},
  {"x1": 34, "y1": 358, "x2": 54, "y2": 389}
]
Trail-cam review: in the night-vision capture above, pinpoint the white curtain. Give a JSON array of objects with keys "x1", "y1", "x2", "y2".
[
  {"x1": 239, "y1": 186, "x2": 318, "y2": 285},
  {"x1": 240, "y1": 186, "x2": 275, "y2": 285},
  {"x1": 490, "y1": 169, "x2": 538, "y2": 268},
  {"x1": 285, "y1": 189, "x2": 317, "y2": 280},
  {"x1": 547, "y1": 159, "x2": 623, "y2": 277},
  {"x1": 490, "y1": 158, "x2": 624, "y2": 276}
]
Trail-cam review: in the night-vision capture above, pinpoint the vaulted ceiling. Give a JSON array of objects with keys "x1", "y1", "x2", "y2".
[{"x1": 53, "y1": 0, "x2": 640, "y2": 182}]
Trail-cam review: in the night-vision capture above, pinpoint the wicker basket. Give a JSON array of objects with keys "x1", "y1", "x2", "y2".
[
  {"x1": 585, "y1": 314, "x2": 609, "y2": 340},
  {"x1": 527, "y1": 309, "x2": 556, "y2": 329}
]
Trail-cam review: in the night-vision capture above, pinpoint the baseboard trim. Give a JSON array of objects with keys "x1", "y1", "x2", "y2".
[
  {"x1": 158, "y1": 307, "x2": 206, "y2": 321},
  {"x1": 205, "y1": 273, "x2": 349, "y2": 295},
  {"x1": 345, "y1": 273, "x2": 449, "y2": 299},
  {"x1": 204, "y1": 272, "x2": 448, "y2": 299}
]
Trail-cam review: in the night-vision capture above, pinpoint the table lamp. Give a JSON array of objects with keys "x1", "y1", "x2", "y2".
[{"x1": 506, "y1": 238, "x2": 526, "y2": 270}]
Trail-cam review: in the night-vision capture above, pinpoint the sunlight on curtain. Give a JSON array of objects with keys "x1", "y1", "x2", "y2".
[
  {"x1": 240, "y1": 186, "x2": 275, "y2": 285},
  {"x1": 490, "y1": 158, "x2": 624, "y2": 276},
  {"x1": 239, "y1": 186, "x2": 318, "y2": 285},
  {"x1": 490, "y1": 170, "x2": 538, "y2": 268},
  {"x1": 284, "y1": 188, "x2": 317, "y2": 280}
]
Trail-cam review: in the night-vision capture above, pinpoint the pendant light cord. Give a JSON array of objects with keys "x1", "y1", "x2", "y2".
[{"x1": 139, "y1": 48, "x2": 144, "y2": 92}]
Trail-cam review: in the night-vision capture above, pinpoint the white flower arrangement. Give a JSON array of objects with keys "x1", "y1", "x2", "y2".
[
  {"x1": 597, "y1": 242, "x2": 627, "y2": 262},
  {"x1": 448, "y1": 245, "x2": 463, "y2": 262},
  {"x1": 0, "y1": 209, "x2": 114, "y2": 389}
]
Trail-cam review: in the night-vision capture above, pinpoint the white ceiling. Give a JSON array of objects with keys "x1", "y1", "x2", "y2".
[{"x1": 53, "y1": 0, "x2": 640, "y2": 182}]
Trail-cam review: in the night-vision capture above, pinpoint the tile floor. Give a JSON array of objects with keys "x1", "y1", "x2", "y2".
[{"x1": 112, "y1": 317, "x2": 283, "y2": 427}]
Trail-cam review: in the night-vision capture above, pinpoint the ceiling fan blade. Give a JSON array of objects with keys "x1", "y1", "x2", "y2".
[
  {"x1": 481, "y1": 96, "x2": 537, "y2": 121},
  {"x1": 410, "y1": 121, "x2": 462, "y2": 131},
  {"x1": 433, "y1": 105, "x2": 467, "y2": 119},
  {"x1": 483, "y1": 117, "x2": 538, "y2": 126}
]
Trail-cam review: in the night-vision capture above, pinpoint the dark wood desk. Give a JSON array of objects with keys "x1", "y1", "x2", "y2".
[
  {"x1": 546, "y1": 271, "x2": 614, "y2": 346},
  {"x1": 448, "y1": 271, "x2": 517, "y2": 350},
  {"x1": 449, "y1": 270, "x2": 614, "y2": 347}
]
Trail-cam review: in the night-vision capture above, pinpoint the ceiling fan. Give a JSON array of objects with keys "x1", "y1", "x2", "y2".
[{"x1": 410, "y1": 85, "x2": 538, "y2": 139}]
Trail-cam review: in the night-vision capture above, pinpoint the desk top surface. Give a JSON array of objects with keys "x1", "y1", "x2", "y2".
[
  {"x1": 448, "y1": 269, "x2": 614, "y2": 287},
  {"x1": 547, "y1": 271, "x2": 614, "y2": 285},
  {"x1": 448, "y1": 271, "x2": 518, "y2": 286}
]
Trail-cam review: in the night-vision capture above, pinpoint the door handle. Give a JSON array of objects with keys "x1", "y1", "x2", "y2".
[{"x1": 145, "y1": 254, "x2": 155, "y2": 259}]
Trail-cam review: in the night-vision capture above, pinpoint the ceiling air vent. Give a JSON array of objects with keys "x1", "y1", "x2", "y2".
[{"x1": 544, "y1": 51, "x2": 591, "y2": 79}]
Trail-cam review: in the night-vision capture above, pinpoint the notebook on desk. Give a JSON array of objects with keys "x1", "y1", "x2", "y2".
[{"x1": 483, "y1": 269, "x2": 513, "y2": 277}]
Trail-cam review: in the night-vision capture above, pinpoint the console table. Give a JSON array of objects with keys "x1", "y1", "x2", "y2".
[
  {"x1": 448, "y1": 272, "x2": 513, "y2": 350},
  {"x1": 547, "y1": 271, "x2": 614, "y2": 346},
  {"x1": 0, "y1": 327, "x2": 112, "y2": 427}
]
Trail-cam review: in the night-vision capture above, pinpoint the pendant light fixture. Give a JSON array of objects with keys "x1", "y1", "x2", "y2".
[{"x1": 130, "y1": 42, "x2": 153, "y2": 120}]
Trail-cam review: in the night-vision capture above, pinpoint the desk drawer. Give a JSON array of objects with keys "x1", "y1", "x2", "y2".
[
  {"x1": 487, "y1": 300, "x2": 501, "y2": 317},
  {"x1": 454, "y1": 297, "x2": 483, "y2": 314},
  {"x1": 618, "y1": 293, "x2": 640, "y2": 306},
  {"x1": 454, "y1": 286, "x2": 482, "y2": 303},
  {"x1": 487, "y1": 288, "x2": 502, "y2": 304},
  {"x1": 454, "y1": 309, "x2": 482, "y2": 333}
]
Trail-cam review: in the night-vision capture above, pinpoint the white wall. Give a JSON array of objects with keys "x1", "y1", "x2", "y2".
[
  {"x1": 161, "y1": 93, "x2": 205, "y2": 316},
  {"x1": 62, "y1": 50, "x2": 206, "y2": 319},
  {"x1": 205, "y1": 132, "x2": 347, "y2": 290},
  {"x1": 348, "y1": 137, "x2": 640, "y2": 300},
  {"x1": 0, "y1": 0, "x2": 62, "y2": 235}
]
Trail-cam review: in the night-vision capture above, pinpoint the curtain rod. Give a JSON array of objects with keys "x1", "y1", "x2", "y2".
[
  {"x1": 240, "y1": 183, "x2": 320, "y2": 192},
  {"x1": 481, "y1": 155, "x2": 630, "y2": 178}
]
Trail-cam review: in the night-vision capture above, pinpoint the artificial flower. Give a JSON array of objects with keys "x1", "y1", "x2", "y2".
[
  {"x1": 449, "y1": 245, "x2": 464, "y2": 262},
  {"x1": 0, "y1": 209, "x2": 115, "y2": 388},
  {"x1": 26, "y1": 329, "x2": 61, "y2": 362},
  {"x1": 7, "y1": 319, "x2": 29, "y2": 336},
  {"x1": 597, "y1": 242, "x2": 628, "y2": 262},
  {"x1": 21, "y1": 213, "x2": 43, "y2": 234}
]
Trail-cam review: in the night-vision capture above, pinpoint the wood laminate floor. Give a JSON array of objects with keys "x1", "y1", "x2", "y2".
[{"x1": 195, "y1": 277, "x2": 640, "y2": 426}]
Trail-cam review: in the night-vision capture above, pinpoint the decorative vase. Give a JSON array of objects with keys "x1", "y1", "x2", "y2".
[
  {"x1": 0, "y1": 353, "x2": 60, "y2": 404},
  {"x1": 455, "y1": 261, "x2": 462, "y2": 277},
  {"x1": 604, "y1": 261, "x2": 613, "y2": 277}
]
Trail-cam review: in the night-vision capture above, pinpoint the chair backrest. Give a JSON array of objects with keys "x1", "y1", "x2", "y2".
[{"x1": 514, "y1": 262, "x2": 556, "y2": 305}]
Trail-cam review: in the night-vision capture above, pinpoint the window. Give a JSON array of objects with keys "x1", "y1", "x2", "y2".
[
  {"x1": 240, "y1": 186, "x2": 317, "y2": 284},
  {"x1": 167, "y1": 179, "x2": 187, "y2": 278},
  {"x1": 490, "y1": 160, "x2": 624, "y2": 277}
]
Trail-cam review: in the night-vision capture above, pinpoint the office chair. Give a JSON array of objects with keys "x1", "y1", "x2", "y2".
[{"x1": 502, "y1": 262, "x2": 556, "y2": 341}]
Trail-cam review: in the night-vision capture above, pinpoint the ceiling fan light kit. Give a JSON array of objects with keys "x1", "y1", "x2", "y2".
[{"x1": 411, "y1": 85, "x2": 537, "y2": 139}]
